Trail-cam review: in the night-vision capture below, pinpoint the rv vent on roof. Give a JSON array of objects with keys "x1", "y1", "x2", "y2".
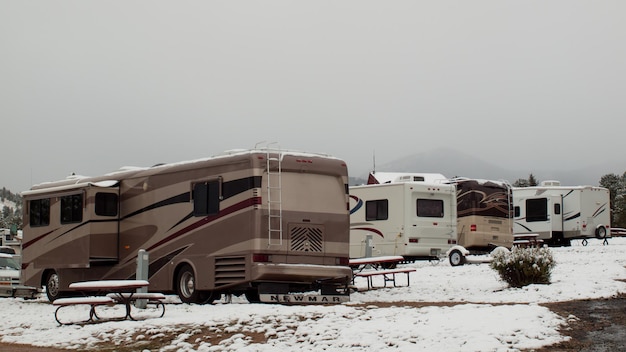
[
  {"x1": 541, "y1": 180, "x2": 561, "y2": 186},
  {"x1": 396, "y1": 175, "x2": 425, "y2": 182}
]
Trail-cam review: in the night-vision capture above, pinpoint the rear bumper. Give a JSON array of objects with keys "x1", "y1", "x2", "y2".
[
  {"x1": 251, "y1": 263, "x2": 352, "y2": 285},
  {"x1": 0, "y1": 285, "x2": 39, "y2": 298}
]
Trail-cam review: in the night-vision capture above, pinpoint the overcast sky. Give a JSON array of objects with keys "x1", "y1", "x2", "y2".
[{"x1": 2, "y1": 1, "x2": 625, "y2": 192}]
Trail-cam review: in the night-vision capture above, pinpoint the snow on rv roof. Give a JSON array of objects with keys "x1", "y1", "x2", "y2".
[
  {"x1": 447, "y1": 177, "x2": 511, "y2": 187},
  {"x1": 369, "y1": 172, "x2": 448, "y2": 184},
  {"x1": 105, "y1": 149, "x2": 338, "y2": 174},
  {"x1": 28, "y1": 149, "x2": 342, "y2": 190}
]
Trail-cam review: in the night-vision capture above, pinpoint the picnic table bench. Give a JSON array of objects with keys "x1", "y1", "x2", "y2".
[{"x1": 52, "y1": 280, "x2": 166, "y2": 325}]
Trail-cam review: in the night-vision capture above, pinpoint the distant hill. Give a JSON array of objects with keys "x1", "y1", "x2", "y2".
[{"x1": 350, "y1": 148, "x2": 623, "y2": 187}]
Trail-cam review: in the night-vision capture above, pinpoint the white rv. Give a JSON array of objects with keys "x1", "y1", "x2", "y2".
[
  {"x1": 512, "y1": 181, "x2": 611, "y2": 246},
  {"x1": 349, "y1": 172, "x2": 457, "y2": 261}
]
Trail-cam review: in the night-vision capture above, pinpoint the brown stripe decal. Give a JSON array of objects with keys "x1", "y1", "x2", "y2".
[
  {"x1": 146, "y1": 197, "x2": 261, "y2": 252},
  {"x1": 21, "y1": 229, "x2": 57, "y2": 250}
]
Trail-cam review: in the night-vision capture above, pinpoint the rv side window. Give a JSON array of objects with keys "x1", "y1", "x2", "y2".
[
  {"x1": 514, "y1": 206, "x2": 520, "y2": 218},
  {"x1": 61, "y1": 194, "x2": 83, "y2": 224},
  {"x1": 365, "y1": 199, "x2": 388, "y2": 221},
  {"x1": 526, "y1": 198, "x2": 548, "y2": 222},
  {"x1": 554, "y1": 203, "x2": 561, "y2": 215},
  {"x1": 29, "y1": 198, "x2": 50, "y2": 227},
  {"x1": 193, "y1": 180, "x2": 220, "y2": 216},
  {"x1": 95, "y1": 192, "x2": 118, "y2": 216},
  {"x1": 416, "y1": 199, "x2": 444, "y2": 218}
]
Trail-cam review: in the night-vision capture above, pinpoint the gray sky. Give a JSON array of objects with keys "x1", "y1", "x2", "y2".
[{"x1": 2, "y1": 1, "x2": 625, "y2": 192}]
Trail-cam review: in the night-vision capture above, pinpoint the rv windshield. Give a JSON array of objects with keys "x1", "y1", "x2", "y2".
[{"x1": 0, "y1": 256, "x2": 19, "y2": 270}]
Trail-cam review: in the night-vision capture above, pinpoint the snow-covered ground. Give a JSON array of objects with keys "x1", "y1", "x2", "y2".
[{"x1": 1, "y1": 238, "x2": 625, "y2": 351}]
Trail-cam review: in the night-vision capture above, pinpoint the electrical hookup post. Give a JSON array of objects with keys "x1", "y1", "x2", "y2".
[{"x1": 135, "y1": 249, "x2": 149, "y2": 308}]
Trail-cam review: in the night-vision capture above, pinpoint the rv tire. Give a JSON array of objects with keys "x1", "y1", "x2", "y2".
[
  {"x1": 45, "y1": 271, "x2": 62, "y2": 302},
  {"x1": 595, "y1": 226, "x2": 607, "y2": 239},
  {"x1": 176, "y1": 264, "x2": 203, "y2": 304},
  {"x1": 449, "y1": 250, "x2": 466, "y2": 267}
]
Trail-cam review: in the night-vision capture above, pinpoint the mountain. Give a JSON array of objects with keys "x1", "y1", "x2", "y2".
[{"x1": 352, "y1": 148, "x2": 621, "y2": 186}]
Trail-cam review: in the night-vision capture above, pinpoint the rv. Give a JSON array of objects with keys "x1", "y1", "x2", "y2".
[
  {"x1": 512, "y1": 181, "x2": 611, "y2": 246},
  {"x1": 21, "y1": 149, "x2": 352, "y2": 304},
  {"x1": 349, "y1": 172, "x2": 457, "y2": 261},
  {"x1": 445, "y1": 178, "x2": 514, "y2": 266}
]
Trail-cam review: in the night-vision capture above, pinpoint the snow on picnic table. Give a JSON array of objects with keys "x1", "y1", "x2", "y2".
[{"x1": 1, "y1": 238, "x2": 625, "y2": 352}]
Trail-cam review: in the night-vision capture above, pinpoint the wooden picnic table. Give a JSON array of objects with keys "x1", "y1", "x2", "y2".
[
  {"x1": 349, "y1": 256, "x2": 415, "y2": 290},
  {"x1": 349, "y1": 255, "x2": 405, "y2": 270},
  {"x1": 53, "y1": 279, "x2": 164, "y2": 325},
  {"x1": 513, "y1": 234, "x2": 544, "y2": 248}
]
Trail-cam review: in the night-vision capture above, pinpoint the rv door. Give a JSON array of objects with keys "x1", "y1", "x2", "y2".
[
  {"x1": 85, "y1": 184, "x2": 120, "y2": 263},
  {"x1": 551, "y1": 195, "x2": 563, "y2": 233}
]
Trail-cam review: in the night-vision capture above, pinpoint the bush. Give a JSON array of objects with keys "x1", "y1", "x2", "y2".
[{"x1": 490, "y1": 246, "x2": 556, "y2": 288}]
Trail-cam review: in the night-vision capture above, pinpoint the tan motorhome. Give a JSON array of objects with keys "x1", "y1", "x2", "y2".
[
  {"x1": 446, "y1": 178, "x2": 514, "y2": 266},
  {"x1": 21, "y1": 149, "x2": 352, "y2": 304}
]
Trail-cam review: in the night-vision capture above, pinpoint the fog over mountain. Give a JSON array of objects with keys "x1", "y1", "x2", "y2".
[{"x1": 351, "y1": 148, "x2": 622, "y2": 186}]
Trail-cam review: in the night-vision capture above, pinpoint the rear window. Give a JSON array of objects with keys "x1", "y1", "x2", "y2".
[
  {"x1": 0, "y1": 247, "x2": 16, "y2": 255},
  {"x1": 416, "y1": 199, "x2": 444, "y2": 218}
]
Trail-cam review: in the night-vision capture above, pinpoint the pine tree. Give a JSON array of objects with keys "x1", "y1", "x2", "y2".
[
  {"x1": 513, "y1": 178, "x2": 529, "y2": 187},
  {"x1": 599, "y1": 173, "x2": 626, "y2": 228}
]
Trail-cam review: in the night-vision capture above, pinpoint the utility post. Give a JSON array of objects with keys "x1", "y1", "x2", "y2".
[{"x1": 135, "y1": 249, "x2": 149, "y2": 308}]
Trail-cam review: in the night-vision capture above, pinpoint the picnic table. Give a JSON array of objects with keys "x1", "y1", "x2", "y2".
[
  {"x1": 513, "y1": 234, "x2": 544, "y2": 248},
  {"x1": 349, "y1": 256, "x2": 415, "y2": 290},
  {"x1": 349, "y1": 255, "x2": 405, "y2": 271},
  {"x1": 53, "y1": 280, "x2": 165, "y2": 325}
]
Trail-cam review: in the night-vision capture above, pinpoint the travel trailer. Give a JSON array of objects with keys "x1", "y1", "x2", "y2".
[
  {"x1": 21, "y1": 149, "x2": 352, "y2": 304},
  {"x1": 512, "y1": 181, "x2": 611, "y2": 246},
  {"x1": 349, "y1": 172, "x2": 457, "y2": 261}
]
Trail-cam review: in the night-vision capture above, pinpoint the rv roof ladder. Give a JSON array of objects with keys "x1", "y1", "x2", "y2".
[{"x1": 266, "y1": 150, "x2": 283, "y2": 246}]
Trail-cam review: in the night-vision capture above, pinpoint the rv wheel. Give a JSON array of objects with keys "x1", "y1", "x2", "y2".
[
  {"x1": 176, "y1": 264, "x2": 202, "y2": 304},
  {"x1": 45, "y1": 271, "x2": 61, "y2": 302},
  {"x1": 449, "y1": 250, "x2": 466, "y2": 267},
  {"x1": 595, "y1": 226, "x2": 607, "y2": 239}
]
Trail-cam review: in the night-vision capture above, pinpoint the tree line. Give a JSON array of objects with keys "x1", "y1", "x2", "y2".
[{"x1": 1, "y1": 187, "x2": 23, "y2": 230}]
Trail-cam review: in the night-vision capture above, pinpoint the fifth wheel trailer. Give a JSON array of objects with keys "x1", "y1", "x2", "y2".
[{"x1": 512, "y1": 181, "x2": 611, "y2": 246}]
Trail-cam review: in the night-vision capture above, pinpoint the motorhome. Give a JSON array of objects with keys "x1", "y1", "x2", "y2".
[
  {"x1": 445, "y1": 178, "x2": 514, "y2": 266},
  {"x1": 512, "y1": 181, "x2": 611, "y2": 246},
  {"x1": 349, "y1": 172, "x2": 457, "y2": 261},
  {"x1": 21, "y1": 149, "x2": 352, "y2": 304}
]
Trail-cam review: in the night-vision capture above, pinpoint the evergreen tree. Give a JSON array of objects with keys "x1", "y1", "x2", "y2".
[
  {"x1": 599, "y1": 173, "x2": 626, "y2": 228},
  {"x1": 513, "y1": 178, "x2": 529, "y2": 187},
  {"x1": 2, "y1": 206, "x2": 11, "y2": 219},
  {"x1": 513, "y1": 173, "x2": 539, "y2": 187}
]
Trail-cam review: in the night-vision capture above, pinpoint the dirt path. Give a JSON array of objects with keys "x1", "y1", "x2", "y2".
[
  {"x1": 533, "y1": 293, "x2": 626, "y2": 351},
  {"x1": 1, "y1": 295, "x2": 625, "y2": 351}
]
